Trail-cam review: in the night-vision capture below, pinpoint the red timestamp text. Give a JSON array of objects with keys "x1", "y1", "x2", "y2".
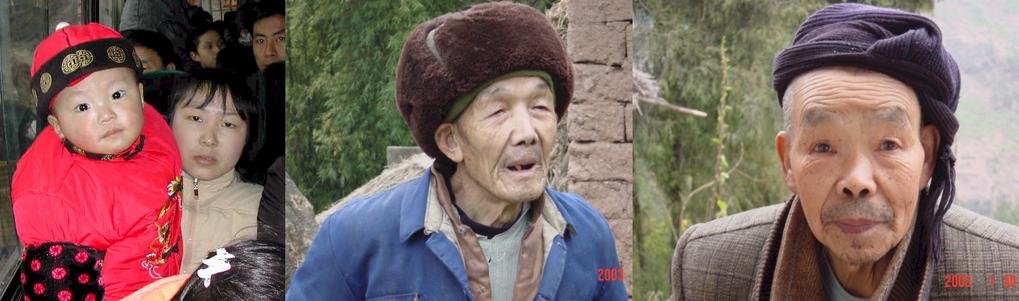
[{"x1": 597, "y1": 268, "x2": 625, "y2": 282}]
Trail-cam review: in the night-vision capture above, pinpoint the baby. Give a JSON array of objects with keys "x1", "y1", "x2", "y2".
[{"x1": 12, "y1": 23, "x2": 184, "y2": 300}]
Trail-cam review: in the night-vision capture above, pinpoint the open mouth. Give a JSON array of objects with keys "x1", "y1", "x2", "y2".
[
  {"x1": 505, "y1": 157, "x2": 539, "y2": 173},
  {"x1": 507, "y1": 163, "x2": 536, "y2": 172}
]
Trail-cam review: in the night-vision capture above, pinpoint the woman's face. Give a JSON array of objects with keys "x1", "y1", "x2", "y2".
[
  {"x1": 172, "y1": 87, "x2": 249, "y2": 180},
  {"x1": 192, "y1": 30, "x2": 225, "y2": 69}
]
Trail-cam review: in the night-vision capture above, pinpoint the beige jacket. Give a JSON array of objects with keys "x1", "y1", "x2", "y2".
[
  {"x1": 672, "y1": 196, "x2": 1019, "y2": 300},
  {"x1": 180, "y1": 170, "x2": 263, "y2": 274}
]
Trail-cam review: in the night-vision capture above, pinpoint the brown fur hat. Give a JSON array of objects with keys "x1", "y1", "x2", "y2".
[{"x1": 395, "y1": 2, "x2": 572, "y2": 162}]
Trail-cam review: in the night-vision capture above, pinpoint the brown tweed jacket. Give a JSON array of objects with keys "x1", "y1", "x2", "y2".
[{"x1": 671, "y1": 197, "x2": 1019, "y2": 300}]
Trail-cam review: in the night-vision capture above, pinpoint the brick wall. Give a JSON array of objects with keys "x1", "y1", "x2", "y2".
[{"x1": 563, "y1": 0, "x2": 634, "y2": 295}]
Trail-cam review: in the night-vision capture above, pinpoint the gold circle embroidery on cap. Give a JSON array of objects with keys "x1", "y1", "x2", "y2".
[
  {"x1": 108, "y1": 46, "x2": 126, "y2": 64},
  {"x1": 61, "y1": 54, "x2": 78, "y2": 74},
  {"x1": 76, "y1": 49, "x2": 94, "y2": 69},
  {"x1": 39, "y1": 73, "x2": 52, "y2": 93},
  {"x1": 60, "y1": 50, "x2": 95, "y2": 74}
]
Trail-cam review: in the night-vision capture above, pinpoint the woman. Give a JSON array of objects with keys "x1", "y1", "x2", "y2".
[{"x1": 168, "y1": 69, "x2": 265, "y2": 274}]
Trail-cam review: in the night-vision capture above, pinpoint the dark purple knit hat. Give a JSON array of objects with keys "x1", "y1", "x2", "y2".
[
  {"x1": 395, "y1": 2, "x2": 572, "y2": 162},
  {"x1": 773, "y1": 3, "x2": 959, "y2": 261}
]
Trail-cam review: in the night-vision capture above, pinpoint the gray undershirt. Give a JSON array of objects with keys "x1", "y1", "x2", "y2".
[
  {"x1": 475, "y1": 202, "x2": 531, "y2": 301},
  {"x1": 822, "y1": 251, "x2": 868, "y2": 301}
]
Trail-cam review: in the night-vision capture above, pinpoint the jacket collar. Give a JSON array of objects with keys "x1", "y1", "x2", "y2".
[
  {"x1": 752, "y1": 196, "x2": 932, "y2": 300},
  {"x1": 398, "y1": 167, "x2": 573, "y2": 242},
  {"x1": 184, "y1": 169, "x2": 238, "y2": 190}
]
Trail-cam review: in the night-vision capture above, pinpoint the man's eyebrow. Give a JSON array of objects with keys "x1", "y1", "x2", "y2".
[
  {"x1": 481, "y1": 85, "x2": 504, "y2": 98},
  {"x1": 802, "y1": 108, "x2": 836, "y2": 126},
  {"x1": 871, "y1": 107, "x2": 908, "y2": 126},
  {"x1": 273, "y1": 29, "x2": 284, "y2": 36},
  {"x1": 532, "y1": 81, "x2": 550, "y2": 93}
]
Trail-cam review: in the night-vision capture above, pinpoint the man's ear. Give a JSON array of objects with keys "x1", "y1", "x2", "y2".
[
  {"x1": 919, "y1": 124, "x2": 941, "y2": 186},
  {"x1": 776, "y1": 131, "x2": 797, "y2": 193},
  {"x1": 47, "y1": 114, "x2": 64, "y2": 139},
  {"x1": 435, "y1": 123, "x2": 463, "y2": 163},
  {"x1": 190, "y1": 52, "x2": 201, "y2": 63}
]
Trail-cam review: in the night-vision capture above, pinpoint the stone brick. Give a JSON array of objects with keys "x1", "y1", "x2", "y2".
[
  {"x1": 567, "y1": 21, "x2": 627, "y2": 66},
  {"x1": 567, "y1": 142, "x2": 633, "y2": 181},
  {"x1": 572, "y1": 64, "x2": 631, "y2": 104},
  {"x1": 607, "y1": 218, "x2": 633, "y2": 294},
  {"x1": 569, "y1": 180, "x2": 633, "y2": 219},
  {"x1": 567, "y1": 102, "x2": 626, "y2": 142},
  {"x1": 566, "y1": 0, "x2": 633, "y2": 24},
  {"x1": 624, "y1": 23, "x2": 633, "y2": 71},
  {"x1": 624, "y1": 103, "x2": 633, "y2": 142}
]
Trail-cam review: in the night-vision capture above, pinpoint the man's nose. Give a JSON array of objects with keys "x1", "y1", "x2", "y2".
[
  {"x1": 509, "y1": 108, "x2": 538, "y2": 146},
  {"x1": 265, "y1": 39, "x2": 278, "y2": 57},
  {"x1": 839, "y1": 154, "x2": 877, "y2": 199}
]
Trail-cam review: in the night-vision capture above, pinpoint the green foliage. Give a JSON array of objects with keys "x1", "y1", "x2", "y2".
[
  {"x1": 287, "y1": 0, "x2": 557, "y2": 212},
  {"x1": 632, "y1": 0, "x2": 932, "y2": 298}
]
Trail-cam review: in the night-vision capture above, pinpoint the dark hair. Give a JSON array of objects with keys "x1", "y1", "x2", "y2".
[
  {"x1": 173, "y1": 240, "x2": 284, "y2": 301},
  {"x1": 216, "y1": 46, "x2": 258, "y2": 76},
  {"x1": 167, "y1": 69, "x2": 264, "y2": 162},
  {"x1": 187, "y1": 6, "x2": 213, "y2": 29},
  {"x1": 242, "y1": 1, "x2": 284, "y2": 33},
  {"x1": 187, "y1": 22, "x2": 226, "y2": 53},
  {"x1": 122, "y1": 30, "x2": 181, "y2": 68}
]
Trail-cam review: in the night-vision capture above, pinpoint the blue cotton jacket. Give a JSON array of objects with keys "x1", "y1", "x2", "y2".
[{"x1": 287, "y1": 169, "x2": 627, "y2": 300}]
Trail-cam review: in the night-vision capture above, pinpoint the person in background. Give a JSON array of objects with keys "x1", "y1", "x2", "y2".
[
  {"x1": 122, "y1": 30, "x2": 181, "y2": 73},
  {"x1": 244, "y1": 1, "x2": 285, "y2": 73},
  {"x1": 187, "y1": 22, "x2": 227, "y2": 71}
]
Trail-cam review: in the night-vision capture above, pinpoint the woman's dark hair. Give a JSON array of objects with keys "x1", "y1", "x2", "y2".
[
  {"x1": 173, "y1": 240, "x2": 284, "y2": 301},
  {"x1": 167, "y1": 69, "x2": 264, "y2": 163}
]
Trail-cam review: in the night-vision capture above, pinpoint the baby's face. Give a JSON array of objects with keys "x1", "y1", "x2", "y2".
[{"x1": 47, "y1": 68, "x2": 144, "y2": 155}]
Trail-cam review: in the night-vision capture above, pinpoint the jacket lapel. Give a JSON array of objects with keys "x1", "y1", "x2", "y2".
[{"x1": 752, "y1": 196, "x2": 929, "y2": 300}]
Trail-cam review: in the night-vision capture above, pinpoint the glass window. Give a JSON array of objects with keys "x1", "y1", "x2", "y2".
[{"x1": 0, "y1": 0, "x2": 85, "y2": 287}]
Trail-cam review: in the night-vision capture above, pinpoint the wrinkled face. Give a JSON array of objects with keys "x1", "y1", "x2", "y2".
[
  {"x1": 134, "y1": 46, "x2": 166, "y2": 73},
  {"x1": 252, "y1": 15, "x2": 285, "y2": 71},
  {"x1": 439, "y1": 76, "x2": 557, "y2": 204},
  {"x1": 777, "y1": 67, "x2": 939, "y2": 265},
  {"x1": 192, "y1": 30, "x2": 225, "y2": 69},
  {"x1": 171, "y1": 88, "x2": 249, "y2": 181},
  {"x1": 48, "y1": 67, "x2": 144, "y2": 155}
]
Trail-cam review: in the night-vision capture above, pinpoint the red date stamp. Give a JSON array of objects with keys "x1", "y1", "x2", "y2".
[
  {"x1": 597, "y1": 268, "x2": 625, "y2": 282},
  {"x1": 944, "y1": 273, "x2": 1017, "y2": 289}
]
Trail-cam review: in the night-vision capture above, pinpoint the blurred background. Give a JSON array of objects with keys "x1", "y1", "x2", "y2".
[{"x1": 631, "y1": 0, "x2": 1019, "y2": 300}]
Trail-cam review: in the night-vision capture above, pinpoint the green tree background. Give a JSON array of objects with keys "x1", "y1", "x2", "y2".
[
  {"x1": 286, "y1": 0, "x2": 556, "y2": 211},
  {"x1": 631, "y1": 1, "x2": 932, "y2": 299}
]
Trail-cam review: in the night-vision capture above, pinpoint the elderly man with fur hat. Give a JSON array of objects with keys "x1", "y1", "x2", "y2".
[
  {"x1": 671, "y1": 3, "x2": 1019, "y2": 301},
  {"x1": 288, "y1": 3, "x2": 627, "y2": 301}
]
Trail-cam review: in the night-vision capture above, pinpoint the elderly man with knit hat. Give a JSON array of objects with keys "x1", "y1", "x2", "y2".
[
  {"x1": 288, "y1": 3, "x2": 626, "y2": 301},
  {"x1": 671, "y1": 3, "x2": 1019, "y2": 301}
]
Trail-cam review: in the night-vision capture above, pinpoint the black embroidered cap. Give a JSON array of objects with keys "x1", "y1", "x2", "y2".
[{"x1": 30, "y1": 23, "x2": 143, "y2": 120}]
